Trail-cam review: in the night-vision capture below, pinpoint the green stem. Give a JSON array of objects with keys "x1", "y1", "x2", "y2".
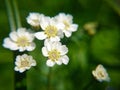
[
  {"x1": 14, "y1": 51, "x2": 27, "y2": 90},
  {"x1": 5, "y1": 0, "x2": 16, "y2": 31},
  {"x1": 12, "y1": 0, "x2": 22, "y2": 28},
  {"x1": 47, "y1": 67, "x2": 52, "y2": 90}
]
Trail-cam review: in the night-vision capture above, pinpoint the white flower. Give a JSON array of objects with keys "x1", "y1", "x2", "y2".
[
  {"x1": 26, "y1": 12, "x2": 44, "y2": 27},
  {"x1": 3, "y1": 28, "x2": 36, "y2": 52},
  {"x1": 92, "y1": 64, "x2": 110, "y2": 82},
  {"x1": 42, "y1": 39, "x2": 69, "y2": 67},
  {"x1": 14, "y1": 54, "x2": 36, "y2": 73},
  {"x1": 34, "y1": 16, "x2": 64, "y2": 41},
  {"x1": 55, "y1": 13, "x2": 78, "y2": 37}
]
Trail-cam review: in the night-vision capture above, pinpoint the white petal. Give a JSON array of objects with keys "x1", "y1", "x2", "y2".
[
  {"x1": 56, "y1": 60, "x2": 62, "y2": 65},
  {"x1": 64, "y1": 31, "x2": 72, "y2": 37},
  {"x1": 46, "y1": 59, "x2": 55, "y2": 67},
  {"x1": 50, "y1": 36, "x2": 60, "y2": 42},
  {"x1": 42, "y1": 47, "x2": 49, "y2": 56},
  {"x1": 19, "y1": 68, "x2": 26, "y2": 73},
  {"x1": 14, "y1": 67, "x2": 19, "y2": 71},
  {"x1": 59, "y1": 45, "x2": 68, "y2": 55},
  {"x1": 44, "y1": 39, "x2": 52, "y2": 51},
  {"x1": 9, "y1": 31, "x2": 18, "y2": 41},
  {"x1": 56, "y1": 23, "x2": 65, "y2": 30},
  {"x1": 3, "y1": 38, "x2": 18, "y2": 50},
  {"x1": 34, "y1": 32, "x2": 47, "y2": 40},
  {"x1": 61, "y1": 55, "x2": 69, "y2": 65},
  {"x1": 57, "y1": 30, "x2": 64, "y2": 38},
  {"x1": 17, "y1": 28, "x2": 26, "y2": 37},
  {"x1": 27, "y1": 43, "x2": 36, "y2": 51},
  {"x1": 40, "y1": 16, "x2": 50, "y2": 30},
  {"x1": 70, "y1": 24, "x2": 78, "y2": 32},
  {"x1": 31, "y1": 60, "x2": 36, "y2": 66},
  {"x1": 19, "y1": 47, "x2": 26, "y2": 52}
]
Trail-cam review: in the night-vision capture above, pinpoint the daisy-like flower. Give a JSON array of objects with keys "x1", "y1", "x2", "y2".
[
  {"x1": 54, "y1": 13, "x2": 78, "y2": 37},
  {"x1": 34, "y1": 16, "x2": 64, "y2": 41},
  {"x1": 14, "y1": 54, "x2": 36, "y2": 73},
  {"x1": 92, "y1": 64, "x2": 110, "y2": 82},
  {"x1": 3, "y1": 28, "x2": 36, "y2": 52},
  {"x1": 42, "y1": 39, "x2": 69, "y2": 67},
  {"x1": 26, "y1": 12, "x2": 44, "y2": 28}
]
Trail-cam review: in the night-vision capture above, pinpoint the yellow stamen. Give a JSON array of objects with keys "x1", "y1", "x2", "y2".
[
  {"x1": 48, "y1": 49, "x2": 60, "y2": 61},
  {"x1": 16, "y1": 36, "x2": 30, "y2": 47},
  {"x1": 44, "y1": 25, "x2": 57, "y2": 38}
]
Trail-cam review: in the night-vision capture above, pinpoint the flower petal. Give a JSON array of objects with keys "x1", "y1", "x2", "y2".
[
  {"x1": 9, "y1": 31, "x2": 18, "y2": 41},
  {"x1": 50, "y1": 36, "x2": 60, "y2": 42},
  {"x1": 34, "y1": 32, "x2": 47, "y2": 40},
  {"x1": 61, "y1": 55, "x2": 69, "y2": 65},
  {"x1": 44, "y1": 39, "x2": 52, "y2": 51},
  {"x1": 27, "y1": 43, "x2": 36, "y2": 51},
  {"x1": 56, "y1": 60, "x2": 62, "y2": 65},
  {"x1": 70, "y1": 24, "x2": 78, "y2": 32},
  {"x1": 59, "y1": 45, "x2": 68, "y2": 55},
  {"x1": 64, "y1": 30, "x2": 72, "y2": 37},
  {"x1": 3, "y1": 38, "x2": 18, "y2": 50},
  {"x1": 46, "y1": 59, "x2": 55, "y2": 67},
  {"x1": 42, "y1": 47, "x2": 49, "y2": 56}
]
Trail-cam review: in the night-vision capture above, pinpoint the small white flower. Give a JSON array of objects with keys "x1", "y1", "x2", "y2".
[
  {"x1": 26, "y1": 12, "x2": 44, "y2": 27},
  {"x1": 14, "y1": 54, "x2": 36, "y2": 73},
  {"x1": 42, "y1": 39, "x2": 69, "y2": 67},
  {"x1": 92, "y1": 64, "x2": 110, "y2": 82},
  {"x1": 34, "y1": 16, "x2": 64, "y2": 41},
  {"x1": 3, "y1": 28, "x2": 36, "y2": 52},
  {"x1": 55, "y1": 13, "x2": 78, "y2": 37}
]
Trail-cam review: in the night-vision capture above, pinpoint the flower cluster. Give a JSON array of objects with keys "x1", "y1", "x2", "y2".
[
  {"x1": 92, "y1": 64, "x2": 110, "y2": 82},
  {"x1": 3, "y1": 28, "x2": 36, "y2": 73},
  {"x1": 3, "y1": 12, "x2": 78, "y2": 72},
  {"x1": 27, "y1": 12, "x2": 78, "y2": 67}
]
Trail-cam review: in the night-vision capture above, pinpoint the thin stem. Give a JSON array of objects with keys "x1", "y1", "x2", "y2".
[
  {"x1": 5, "y1": 0, "x2": 16, "y2": 31},
  {"x1": 12, "y1": 0, "x2": 22, "y2": 28},
  {"x1": 47, "y1": 67, "x2": 52, "y2": 90}
]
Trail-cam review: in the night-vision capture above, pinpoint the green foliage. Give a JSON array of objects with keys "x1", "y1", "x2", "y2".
[{"x1": 0, "y1": 0, "x2": 120, "y2": 90}]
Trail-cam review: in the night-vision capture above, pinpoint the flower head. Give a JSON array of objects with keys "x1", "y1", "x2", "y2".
[
  {"x1": 3, "y1": 28, "x2": 36, "y2": 52},
  {"x1": 83, "y1": 22, "x2": 98, "y2": 35},
  {"x1": 92, "y1": 64, "x2": 110, "y2": 82},
  {"x1": 42, "y1": 40, "x2": 69, "y2": 67},
  {"x1": 26, "y1": 12, "x2": 44, "y2": 28},
  {"x1": 14, "y1": 54, "x2": 36, "y2": 73},
  {"x1": 55, "y1": 13, "x2": 78, "y2": 37},
  {"x1": 34, "y1": 16, "x2": 64, "y2": 41}
]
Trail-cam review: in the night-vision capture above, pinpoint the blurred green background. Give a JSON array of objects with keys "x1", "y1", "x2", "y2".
[{"x1": 0, "y1": 0, "x2": 120, "y2": 90}]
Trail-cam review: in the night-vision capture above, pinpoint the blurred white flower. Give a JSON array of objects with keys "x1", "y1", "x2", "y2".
[
  {"x1": 34, "y1": 16, "x2": 64, "y2": 41},
  {"x1": 26, "y1": 12, "x2": 44, "y2": 28},
  {"x1": 55, "y1": 13, "x2": 78, "y2": 37},
  {"x1": 14, "y1": 54, "x2": 36, "y2": 73},
  {"x1": 42, "y1": 39, "x2": 69, "y2": 67},
  {"x1": 92, "y1": 64, "x2": 110, "y2": 82},
  {"x1": 3, "y1": 28, "x2": 36, "y2": 52}
]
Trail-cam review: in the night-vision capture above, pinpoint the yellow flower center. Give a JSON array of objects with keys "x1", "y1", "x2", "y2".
[
  {"x1": 98, "y1": 71, "x2": 105, "y2": 78},
  {"x1": 48, "y1": 49, "x2": 60, "y2": 61},
  {"x1": 21, "y1": 60, "x2": 29, "y2": 67},
  {"x1": 63, "y1": 20, "x2": 70, "y2": 30},
  {"x1": 44, "y1": 25, "x2": 57, "y2": 38},
  {"x1": 16, "y1": 36, "x2": 30, "y2": 47}
]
